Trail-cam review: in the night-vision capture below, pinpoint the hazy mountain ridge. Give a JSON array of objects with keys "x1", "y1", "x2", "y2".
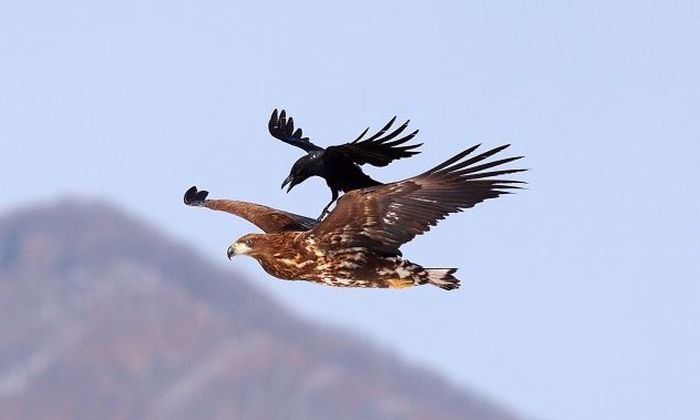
[{"x1": 0, "y1": 200, "x2": 519, "y2": 420}]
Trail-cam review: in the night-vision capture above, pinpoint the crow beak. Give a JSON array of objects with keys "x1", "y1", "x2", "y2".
[
  {"x1": 281, "y1": 175, "x2": 297, "y2": 193},
  {"x1": 281, "y1": 175, "x2": 293, "y2": 191}
]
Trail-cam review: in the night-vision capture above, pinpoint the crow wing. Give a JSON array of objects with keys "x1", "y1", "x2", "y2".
[
  {"x1": 184, "y1": 186, "x2": 317, "y2": 233},
  {"x1": 309, "y1": 144, "x2": 525, "y2": 255},
  {"x1": 326, "y1": 116, "x2": 422, "y2": 167},
  {"x1": 268, "y1": 109, "x2": 324, "y2": 152}
]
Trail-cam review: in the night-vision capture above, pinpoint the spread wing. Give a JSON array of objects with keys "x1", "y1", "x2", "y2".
[
  {"x1": 310, "y1": 144, "x2": 525, "y2": 255},
  {"x1": 326, "y1": 116, "x2": 422, "y2": 167},
  {"x1": 184, "y1": 186, "x2": 317, "y2": 233},
  {"x1": 268, "y1": 109, "x2": 324, "y2": 152}
]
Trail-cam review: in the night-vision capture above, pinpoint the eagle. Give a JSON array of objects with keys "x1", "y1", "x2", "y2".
[
  {"x1": 185, "y1": 144, "x2": 525, "y2": 291},
  {"x1": 269, "y1": 109, "x2": 422, "y2": 219}
]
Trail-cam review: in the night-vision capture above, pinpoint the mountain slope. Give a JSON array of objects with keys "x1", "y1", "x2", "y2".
[{"x1": 0, "y1": 200, "x2": 519, "y2": 420}]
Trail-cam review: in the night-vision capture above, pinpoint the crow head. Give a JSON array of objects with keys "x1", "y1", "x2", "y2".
[{"x1": 281, "y1": 151, "x2": 325, "y2": 192}]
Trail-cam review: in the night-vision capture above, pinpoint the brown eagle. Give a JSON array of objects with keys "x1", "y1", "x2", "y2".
[{"x1": 185, "y1": 144, "x2": 525, "y2": 290}]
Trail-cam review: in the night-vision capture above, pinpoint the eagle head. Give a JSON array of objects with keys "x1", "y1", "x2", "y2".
[{"x1": 227, "y1": 233, "x2": 265, "y2": 260}]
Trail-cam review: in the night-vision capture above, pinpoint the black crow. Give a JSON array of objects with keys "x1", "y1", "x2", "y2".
[{"x1": 268, "y1": 109, "x2": 422, "y2": 219}]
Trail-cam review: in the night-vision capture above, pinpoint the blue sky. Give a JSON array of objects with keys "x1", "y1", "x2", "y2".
[{"x1": 2, "y1": 1, "x2": 699, "y2": 419}]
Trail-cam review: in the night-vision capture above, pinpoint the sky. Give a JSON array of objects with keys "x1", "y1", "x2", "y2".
[{"x1": 1, "y1": 1, "x2": 699, "y2": 419}]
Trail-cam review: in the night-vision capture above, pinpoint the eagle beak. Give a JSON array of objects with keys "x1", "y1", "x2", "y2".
[
  {"x1": 227, "y1": 245, "x2": 236, "y2": 260},
  {"x1": 281, "y1": 175, "x2": 296, "y2": 193},
  {"x1": 227, "y1": 242, "x2": 251, "y2": 260}
]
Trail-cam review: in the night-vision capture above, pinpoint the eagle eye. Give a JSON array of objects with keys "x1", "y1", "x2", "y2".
[{"x1": 244, "y1": 239, "x2": 253, "y2": 247}]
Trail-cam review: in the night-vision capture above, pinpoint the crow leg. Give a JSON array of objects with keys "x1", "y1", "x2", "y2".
[{"x1": 317, "y1": 191, "x2": 339, "y2": 221}]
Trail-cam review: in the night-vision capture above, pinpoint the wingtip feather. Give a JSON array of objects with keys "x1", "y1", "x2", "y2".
[{"x1": 184, "y1": 186, "x2": 209, "y2": 206}]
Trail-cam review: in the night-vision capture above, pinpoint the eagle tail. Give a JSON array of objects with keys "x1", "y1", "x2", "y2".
[{"x1": 425, "y1": 268, "x2": 460, "y2": 290}]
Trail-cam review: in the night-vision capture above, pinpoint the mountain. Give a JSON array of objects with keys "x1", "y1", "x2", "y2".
[{"x1": 0, "y1": 200, "x2": 519, "y2": 420}]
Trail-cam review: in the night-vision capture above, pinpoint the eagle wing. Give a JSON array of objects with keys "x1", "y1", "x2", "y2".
[
  {"x1": 184, "y1": 186, "x2": 317, "y2": 233},
  {"x1": 268, "y1": 109, "x2": 324, "y2": 152},
  {"x1": 310, "y1": 144, "x2": 525, "y2": 255},
  {"x1": 325, "y1": 116, "x2": 421, "y2": 167}
]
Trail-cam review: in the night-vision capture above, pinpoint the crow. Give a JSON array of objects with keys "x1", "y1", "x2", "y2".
[{"x1": 268, "y1": 109, "x2": 422, "y2": 220}]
